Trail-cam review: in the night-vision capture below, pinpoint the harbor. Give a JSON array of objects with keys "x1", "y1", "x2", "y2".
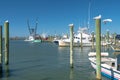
[
  {"x1": 0, "y1": 18, "x2": 120, "y2": 80},
  {"x1": 1, "y1": 0, "x2": 120, "y2": 80}
]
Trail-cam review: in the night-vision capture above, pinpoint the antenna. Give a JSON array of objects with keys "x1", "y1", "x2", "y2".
[{"x1": 87, "y1": 1, "x2": 91, "y2": 31}]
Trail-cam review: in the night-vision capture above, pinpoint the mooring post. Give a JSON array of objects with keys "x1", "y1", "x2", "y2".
[
  {"x1": 80, "y1": 33, "x2": 83, "y2": 48},
  {"x1": 69, "y1": 24, "x2": 74, "y2": 68},
  {"x1": 4, "y1": 20, "x2": 9, "y2": 65},
  {"x1": 106, "y1": 30, "x2": 109, "y2": 41},
  {"x1": 92, "y1": 31, "x2": 94, "y2": 49},
  {"x1": 94, "y1": 15, "x2": 102, "y2": 80},
  {"x1": 106, "y1": 30, "x2": 110, "y2": 48},
  {"x1": 0, "y1": 25, "x2": 2, "y2": 72},
  {"x1": 114, "y1": 33, "x2": 116, "y2": 45},
  {"x1": 0, "y1": 26, "x2": 2, "y2": 64}
]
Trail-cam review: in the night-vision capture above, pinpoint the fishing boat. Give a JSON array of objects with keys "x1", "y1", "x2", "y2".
[
  {"x1": 88, "y1": 52, "x2": 120, "y2": 80},
  {"x1": 24, "y1": 35, "x2": 35, "y2": 41},
  {"x1": 24, "y1": 19, "x2": 41, "y2": 43},
  {"x1": 53, "y1": 27, "x2": 93, "y2": 47},
  {"x1": 53, "y1": 2, "x2": 93, "y2": 47}
]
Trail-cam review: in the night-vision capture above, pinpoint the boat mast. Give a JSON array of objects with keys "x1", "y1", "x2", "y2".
[
  {"x1": 87, "y1": 1, "x2": 91, "y2": 33},
  {"x1": 27, "y1": 19, "x2": 38, "y2": 38},
  {"x1": 27, "y1": 19, "x2": 31, "y2": 35},
  {"x1": 35, "y1": 18, "x2": 38, "y2": 36}
]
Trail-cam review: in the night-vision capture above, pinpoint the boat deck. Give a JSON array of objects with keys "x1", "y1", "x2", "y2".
[
  {"x1": 111, "y1": 45, "x2": 120, "y2": 52},
  {"x1": 89, "y1": 57, "x2": 118, "y2": 70}
]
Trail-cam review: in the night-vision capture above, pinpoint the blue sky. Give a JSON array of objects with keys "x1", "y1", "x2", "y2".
[{"x1": 0, "y1": 0, "x2": 120, "y2": 37}]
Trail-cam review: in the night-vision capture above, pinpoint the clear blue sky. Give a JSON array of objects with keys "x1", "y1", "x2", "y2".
[{"x1": 0, "y1": 0, "x2": 120, "y2": 37}]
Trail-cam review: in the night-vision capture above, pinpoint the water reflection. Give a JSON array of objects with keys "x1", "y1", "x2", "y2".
[
  {"x1": 0, "y1": 65, "x2": 10, "y2": 79},
  {"x1": 70, "y1": 68, "x2": 74, "y2": 80},
  {"x1": 0, "y1": 66, "x2": 2, "y2": 78},
  {"x1": 4, "y1": 65, "x2": 10, "y2": 77}
]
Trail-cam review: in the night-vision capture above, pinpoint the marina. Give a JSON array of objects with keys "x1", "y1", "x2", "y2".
[
  {"x1": 0, "y1": 0, "x2": 120, "y2": 80},
  {"x1": 0, "y1": 17, "x2": 120, "y2": 80}
]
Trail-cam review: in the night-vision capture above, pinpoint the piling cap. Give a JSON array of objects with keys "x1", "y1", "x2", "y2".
[
  {"x1": 103, "y1": 19, "x2": 112, "y2": 22},
  {"x1": 68, "y1": 24, "x2": 74, "y2": 27},
  {"x1": 93, "y1": 15, "x2": 101, "y2": 20}
]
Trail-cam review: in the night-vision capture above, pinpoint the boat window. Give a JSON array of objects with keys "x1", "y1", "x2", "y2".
[
  {"x1": 82, "y1": 38, "x2": 86, "y2": 40},
  {"x1": 117, "y1": 64, "x2": 120, "y2": 71},
  {"x1": 74, "y1": 37, "x2": 80, "y2": 39},
  {"x1": 111, "y1": 62, "x2": 115, "y2": 67}
]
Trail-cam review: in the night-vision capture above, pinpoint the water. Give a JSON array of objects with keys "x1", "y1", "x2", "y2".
[{"x1": 0, "y1": 40, "x2": 115, "y2": 80}]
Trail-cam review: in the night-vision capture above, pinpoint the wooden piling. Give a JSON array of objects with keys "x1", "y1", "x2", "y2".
[
  {"x1": 114, "y1": 33, "x2": 116, "y2": 45},
  {"x1": 95, "y1": 17, "x2": 102, "y2": 80},
  {"x1": 91, "y1": 32, "x2": 94, "y2": 49},
  {"x1": 0, "y1": 25, "x2": 2, "y2": 73},
  {"x1": 0, "y1": 26, "x2": 2, "y2": 64},
  {"x1": 4, "y1": 21, "x2": 9, "y2": 65},
  {"x1": 106, "y1": 30, "x2": 109, "y2": 44},
  {"x1": 69, "y1": 24, "x2": 74, "y2": 68},
  {"x1": 80, "y1": 33, "x2": 82, "y2": 48}
]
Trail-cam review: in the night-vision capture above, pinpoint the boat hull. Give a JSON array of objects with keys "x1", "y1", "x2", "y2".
[
  {"x1": 33, "y1": 40, "x2": 41, "y2": 43},
  {"x1": 58, "y1": 40, "x2": 92, "y2": 47},
  {"x1": 89, "y1": 58, "x2": 120, "y2": 80}
]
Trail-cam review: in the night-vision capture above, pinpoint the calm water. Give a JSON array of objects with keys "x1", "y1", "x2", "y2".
[{"x1": 0, "y1": 40, "x2": 115, "y2": 80}]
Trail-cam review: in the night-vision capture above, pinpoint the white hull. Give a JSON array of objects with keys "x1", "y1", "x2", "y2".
[
  {"x1": 57, "y1": 40, "x2": 108, "y2": 47},
  {"x1": 88, "y1": 52, "x2": 109, "y2": 57},
  {"x1": 24, "y1": 39, "x2": 33, "y2": 42},
  {"x1": 33, "y1": 40, "x2": 41, "y2": 43},
  {"x1": 89, "y1": 57, "x2": 120, "y2": 80},
  {"x1": 58, "y1": 40, "x2": 92, "y2": 47},
  {"x1": 24, "y1": 35, "x2": 35, "y2": 42},
  {"x1": 53, "y1": 27, "x2": 109, "y2": 47}
]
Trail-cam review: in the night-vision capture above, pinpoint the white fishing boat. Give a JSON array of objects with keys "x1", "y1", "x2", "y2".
[
  {"x1": 24, "y1": 19, "x2": 41, "y2": 43},
  {"x1": 24, "y1": 36, "x2": 42, "y2": 43},
  {"x1": 54, "y1": 27, "x2": 93, "y2": 47},
  {"x1": 88, "y1": 52, "x2": 120, "y2": 80},
  {"x1": 24, "y1": 35, "x2": 35, "y2": 42},
  {"x1": 53, "y1": 2, "x2": 93, "y2": 47}
]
